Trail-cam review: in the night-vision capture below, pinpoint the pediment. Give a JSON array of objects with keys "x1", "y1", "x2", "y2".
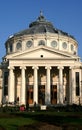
[{"x1": 6, "y1": 46, "x2": 78, "y2": 60}]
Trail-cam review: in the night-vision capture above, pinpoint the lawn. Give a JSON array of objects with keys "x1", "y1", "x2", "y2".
[{"x1": 0, "y1": 111, "x2": 82, "y2": 130}]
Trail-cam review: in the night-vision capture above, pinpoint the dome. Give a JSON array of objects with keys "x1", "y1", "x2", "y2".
[
  {"x1": 14, "y1": 12, "x2": 75, "y2": 40},
  {"x1": 5, "y1": 12, "x2": 77, "y2": 56}
]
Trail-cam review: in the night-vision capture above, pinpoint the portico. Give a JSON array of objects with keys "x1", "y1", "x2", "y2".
[{"x1": 7, "y1": 64, "x2": 78, "y2": 106}]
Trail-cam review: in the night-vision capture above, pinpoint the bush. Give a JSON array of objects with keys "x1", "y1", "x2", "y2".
[
  {"x1": 0, "y1": 106, "x2": 20, "y2": 113},
  {"x1": 47, "y1": 104, "x2": 82, "y2": 112}
]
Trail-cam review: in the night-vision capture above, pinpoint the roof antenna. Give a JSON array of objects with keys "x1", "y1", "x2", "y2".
[
  {"x1": 40, "y1": 10, "x2": 43, "y2": 16},
  {"x1": 37, "y1": 10, "x2": 45, "y2": 21}
]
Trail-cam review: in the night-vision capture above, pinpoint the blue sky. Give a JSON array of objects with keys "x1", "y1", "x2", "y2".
[{"x1": 0, "y1": 0, "x2": 82, "y2": 62}]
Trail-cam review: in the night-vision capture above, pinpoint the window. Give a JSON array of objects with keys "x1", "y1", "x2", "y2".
[
  {"x1": 51, "y1": 41, "x2": 57, "y2": 47},
  {"x1": 71, "y1": 44, "x2": 74, "y2": 51},
  {"x1": 76, "y1": 72, "x2": 80, "y2": 96},
  {"x1": 4, "y1": 72, "x2": 8, "y2": 96},
  {"x1": 26, "y1": 41, "x2": 33, "y2": 48},
  {"x1": 10, "y1": 43, "x2": 13, "y2": 52},
  {"x1": 38, "y1": 40, "x2": 45, "y2": 46},
  {"x1": 16, "y1": 41, "x2": 22, "y2": 50},
  {"x1": 62, "y1": 42, "x2": 67, "y2": 49}
]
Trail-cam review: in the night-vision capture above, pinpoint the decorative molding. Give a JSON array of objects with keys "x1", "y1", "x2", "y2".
[
  {"x1": 57, "y1": 66, "x2": 64, "y2": 70},
  {"x1": 8, "y1": 66, "x2": 14, "y2": 70},
  {"x1": 32, "y1": 66, "x2": 39, "y2": 70},
  {"x1": 45, "y1": 66, "x2": 51, "y2": 70},
  {"x1": 20, "y1": 66, "x2": 26, "y2": 70}
]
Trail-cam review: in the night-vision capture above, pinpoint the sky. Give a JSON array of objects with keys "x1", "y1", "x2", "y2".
[{"x1": 0, "y1": 0, "x2": 82, "y2": 62}]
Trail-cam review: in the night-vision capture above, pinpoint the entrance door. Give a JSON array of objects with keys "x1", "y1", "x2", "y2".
[
  {"x1": 51, "y1": 85, "x2": 57, "y2": 104},
  {"x1": 27, "y1": 85, "x2": 33, "y2": 104},
  {"x1": 38, "y1": 85, "x2": 45, "y2": 105}
]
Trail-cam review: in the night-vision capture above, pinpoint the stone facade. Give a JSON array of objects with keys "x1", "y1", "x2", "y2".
[{"x1": 0, "y1": 13, "x2": 82, "y2": 106}]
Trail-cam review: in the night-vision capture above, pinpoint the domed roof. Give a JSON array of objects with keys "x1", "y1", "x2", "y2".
[{"x1": 13, "y1": 12, "x2": 75, "y2": 39}]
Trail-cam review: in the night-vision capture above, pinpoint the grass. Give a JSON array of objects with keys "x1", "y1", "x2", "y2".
[
  {"x1": 0, "y1": 111, "x2": 82, "y2": 130},
  {"x1": 0, "y1": 117, "x2": 36, "y2": 130}
]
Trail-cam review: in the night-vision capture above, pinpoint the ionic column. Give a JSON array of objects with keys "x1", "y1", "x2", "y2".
[
  {"x1": 32, "y1": 66, "x2": 38, "y2": 104},
  {"x1": 20, "y1": 66, "x2": 26, "y2": 105},
  {"x1": 69, "y1": 67, "x2": 72, "y2": 104},
  {"x1": 58, "y1": 66, "x2": 64, "y2": 104},
  {"x1": 69, "y1": 67, "x2": 75, "y2": 104},
  {"x1": 2, "y1": 70, "x2": 5, "y2": 103},
  {"x1": 79, "y1": 69, "x2": 82, "y2": 97},
  {"x1": 8, "y1": 66, "x2": 15, "y2": 103},
  {"x1": 45, "y1": 66, "x2": 51, "y2": 104}
]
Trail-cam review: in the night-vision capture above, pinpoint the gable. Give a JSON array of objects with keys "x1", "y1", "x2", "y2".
[
  {"x1": 6, "y1": 46, "x2": 78, "y2": 60},
  {"x1": 13, "y1": 49, "x2": 66, "y2": 59}
]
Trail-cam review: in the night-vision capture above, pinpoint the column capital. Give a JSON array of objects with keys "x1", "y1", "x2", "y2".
[
  {"x1": 8, "y1": 66, "x2": 14, "y2": 70},
  {"x1": 57, "y1": 66, "x2": 64, "y2": 70},
  {"x1": 20, "y1": 66, "x2": 26, "y2": 70},
  {"x1": 45, "y1": 66, "x2": 51, "y2": 70},
  {"x1": 69, "y1": 66, "x2": 74, "y2": 70},
  {"x1": 32, "y1": 66, "x2": 39, "y2": 70}
]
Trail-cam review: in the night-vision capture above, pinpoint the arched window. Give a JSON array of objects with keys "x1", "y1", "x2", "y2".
[
  {"x1": 62, "y1": 42, "x2": 67, "y2": 49},
  {"x1": 16, "y1": 41, "x2": 22, "y2": 50},
  {"x1": 71, "y1": 44, "x2": 74, "y2": 51}
]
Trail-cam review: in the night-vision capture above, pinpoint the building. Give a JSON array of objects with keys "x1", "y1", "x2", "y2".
[{"x1": 0, "y1": 12, "x2": 82, "y2": 106}]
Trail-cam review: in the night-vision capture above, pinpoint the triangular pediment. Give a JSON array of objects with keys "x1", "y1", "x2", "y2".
[{"x1": 6, "y1": 46, "x2": 78, "y2": 60}]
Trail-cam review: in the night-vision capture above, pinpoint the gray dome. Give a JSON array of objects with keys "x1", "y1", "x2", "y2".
[{"x1": 13, "y1": 13, "x2": 75, "y2": 40}]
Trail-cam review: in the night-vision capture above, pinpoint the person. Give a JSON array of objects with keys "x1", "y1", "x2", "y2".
[
  {"x1": 26, "y1": 102, "x2": 29, "y2": 111},
  {"x1": 34, "y1": 101, "x2": 36, "y2": 107}
]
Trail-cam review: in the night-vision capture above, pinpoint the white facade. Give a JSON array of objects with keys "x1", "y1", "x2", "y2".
[{"x1": 0, "y1": 13, "x2": 82, "y2": 106}]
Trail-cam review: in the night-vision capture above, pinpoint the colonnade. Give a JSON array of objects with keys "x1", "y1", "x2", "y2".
[{"x1": 8, "y1": 66, "x2": 76, "y2": 105}]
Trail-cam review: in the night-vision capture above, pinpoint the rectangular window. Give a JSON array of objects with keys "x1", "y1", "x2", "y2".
[
  {"x1": 10, "y1": 44, "x2": 13, "y2": 52},
  {"x1": 76, "y1": 72, "x2": 80, "y2": 96},
  {"x1": 4, "y1": 72, "x2": 8, "y2": 96}
]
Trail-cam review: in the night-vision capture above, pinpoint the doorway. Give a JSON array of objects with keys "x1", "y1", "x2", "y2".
[
  {"x1": 38, "y1": 85, "x2": 45, "y2": 105},
  {"x1": 27, "y1": 85, "x2": 33, "y2": 104},
  {"x1": 51, "y1": 85, "x2": 57, "y2": 104}
]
